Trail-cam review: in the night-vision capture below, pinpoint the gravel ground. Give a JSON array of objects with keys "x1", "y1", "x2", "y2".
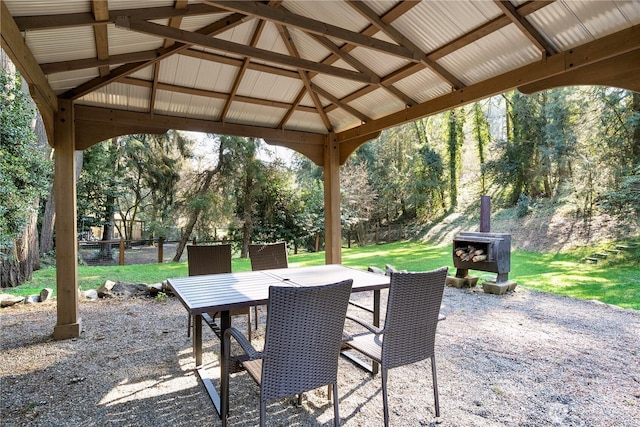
[{"x1": 1, "y1": 285, "x2": 639, "y2": 427}]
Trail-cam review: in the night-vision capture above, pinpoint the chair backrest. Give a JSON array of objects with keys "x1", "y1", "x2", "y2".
[
  {"x1": 260, "y1": 279, "x2": 353, "y2": 401},
  {"x1": 187, "y1": 244, "x2": 232, "y2": 276},
  {"x1": 248, "y1": 242, "x2": 288, "y2": 271},
  {"x1": 381, "y1": 267, "x2": 448, "y2": 370}
]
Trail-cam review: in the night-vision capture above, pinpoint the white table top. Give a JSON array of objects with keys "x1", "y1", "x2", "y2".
[{"x1": 168, "y1": 264, "x2": 390, "y2": 315}]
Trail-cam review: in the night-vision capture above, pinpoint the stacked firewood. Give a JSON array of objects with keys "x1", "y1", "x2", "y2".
[{"x1": 454, "y1": 245, "x2": 487, "y2": 262}]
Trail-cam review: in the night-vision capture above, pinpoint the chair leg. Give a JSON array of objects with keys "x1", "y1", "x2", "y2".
[
  {"x1": 254, "y1": 306, "x2": 259, "y2": 329},
  {"x1": 431, "y1": 355, "x2": 440, "y2": 419},
  {"x1": 382, "y1": 368, "x2": 389, "y2": 427},
  {"x1": 260, "y1": 400, "x2": 266, "y2": 427},
  {"x1": 187, "y1": 315, "x2": 191, "y2": 338},
  {"x1": 332, "y1": 381, "x2": 340, "y2": 426}
]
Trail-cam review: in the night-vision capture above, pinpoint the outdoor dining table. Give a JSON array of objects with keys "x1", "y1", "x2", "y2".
[{"x1": 167, "y1": 264, "x2": 391, "y2": 418}]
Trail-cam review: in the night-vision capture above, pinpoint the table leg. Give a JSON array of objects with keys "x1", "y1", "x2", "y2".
[
  {"x1": 372, "y1": 289, "x2": 380, "y2": 375},
  {"x1": 341, "y1": 289, "x2": 382, "y2": 375},
  {"x1": 219, "y1": 311, "x2": 231, "y2": 422},
  {"x1": 194, "y1": 314, "x2": 203, "y2": 367},
  {"x1": 193, "y1": 311, "x2": 231, "y2": 418}
]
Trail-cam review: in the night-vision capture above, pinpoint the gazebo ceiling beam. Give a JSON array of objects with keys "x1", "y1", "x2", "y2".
[
  {"x1": 337, "y1": 25, "x2": 640, "y2": 143},
  {"x1": 220, "y1": 19, "x2": 267, "y2": 123},
  {"x1": 493, "y1": 0, "x2": 557, "y2": 57},
  {"x1": 277, "y1": 24, "x2": 333, "y2": 131},
  {"x1": 120, "y1": 76, "x2": 317, "y2": 114},
  {"x1": 345, "y1": 0, "x2": 465, "y2": 90},
  {"x1": 90, "y1": 0, "x2": 110, "y2": 77},
  {"x1": 115, "y1": 16, "x2": 380, "y2": 85},
  {"x1": 61, "y1": 13, "x2": 249, "y2": 99},
  {"x1": 203, "y1": 0, "x2": 422, "y2": 62},
  {"x1": 14, "y1": 3, "x2": 225, "y2": 31},
  {"x1": 74, "y1": 105, "x2": 324, "y2": 150}
]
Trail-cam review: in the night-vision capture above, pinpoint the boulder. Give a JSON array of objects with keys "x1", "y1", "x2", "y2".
[
  {"x1": 0, "y1": 294, "x2": 25, "y2": 307},
  {"x1": 84, "y1": 289, "x2": 99, "y2": 300},
  {"x1": 97, "y1": 280, "x2": 117, "y2": 298},
  {"x1": 39, "y1": 288, "x2": 53, "y2": 302},
  {"x1": 25, "y1": 294, "x2": 40, "y2": 304}
]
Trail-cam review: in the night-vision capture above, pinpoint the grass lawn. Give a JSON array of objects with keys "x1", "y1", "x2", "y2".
[{"x1": 3, "y1": 241, "x2": 639, "y2": 310}]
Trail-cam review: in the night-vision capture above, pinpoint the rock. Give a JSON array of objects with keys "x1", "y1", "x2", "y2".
[
  {"x1": 39, "y1": 288, "x2": 53, "y2": 302},
  {"x1": 84, "y1": 289, "x2": 99, "y2": 300},
  {"x1": 25, "y1": 294, "x2": 40, "y2": 304},
  {"x1": 97, "y1": 280, "x2": 117, "y2": 298},
  {"x1": 146, "y1": 283, "x2": 163, "y2": 297},
  {"x1": 0, "y1": 294, "x2": 25, "y2": 307}
]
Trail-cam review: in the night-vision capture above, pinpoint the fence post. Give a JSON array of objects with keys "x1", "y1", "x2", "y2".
[
  {"x1": 157, "y1": 237, "x2": 164, "y2": 264},
  {"x1": 119, "y1": 238, "x2": 125, "y2": 265}
]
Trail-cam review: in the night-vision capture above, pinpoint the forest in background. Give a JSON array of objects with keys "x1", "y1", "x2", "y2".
[{"x1": 2, "y1": 52, "x2": 639, "y2": 287}]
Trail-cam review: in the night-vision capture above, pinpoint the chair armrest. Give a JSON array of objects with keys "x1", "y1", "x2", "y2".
[
  {"x1": 223, "y1": 327, "x2": 262, "y2": 360},
  {"x1": 345, "y1": 314, "x2": 383, "y2": 335}
]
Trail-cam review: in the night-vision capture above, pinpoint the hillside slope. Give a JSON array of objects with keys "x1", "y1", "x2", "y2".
[{"x1": 419, "y1": 201, "x2": 639, "y2": 253}]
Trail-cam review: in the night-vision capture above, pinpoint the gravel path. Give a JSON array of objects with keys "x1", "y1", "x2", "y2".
[{"x1": 1, "y1": 285, "x2": 639, "y2": 426}]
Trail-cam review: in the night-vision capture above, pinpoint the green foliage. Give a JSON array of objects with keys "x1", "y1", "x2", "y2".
[
  {"x1": 153, "y1": 291, "x2": 168, "y2": 303},
  {"x1": 0, "y1": 69, "x2": 51, "y2": 255},
  {"x1": 446, "y1": 107, "x2": 465, "y2": 209},
  {"x1": 516, "y1": 193, "x2": 531, "y2": 218},
  {"x1": 600, "y1": 165, "x2": 640, "y2": 221}
]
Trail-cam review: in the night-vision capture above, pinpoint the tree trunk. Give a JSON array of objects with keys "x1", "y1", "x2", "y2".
[
  {"x1": 173, "y1": 207, "x2": 201, "y2": 262},
  {"x1": 42, "y1": 151, "x2": 82, "y2": 253},
  {"x1": 1, "y1": 198, "x2": 40, "y2": 287}
]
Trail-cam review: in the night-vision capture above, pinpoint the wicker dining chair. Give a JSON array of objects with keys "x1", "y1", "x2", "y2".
[
  {"x1": 343, "y1": 267, "x2": 449, "y2": 426},
  {"x1": 221, "y1": 279, "x2": 353, "y2": 427},
  {"x1": 186, "y1": 244, "x2": 252, "y2": 341},
  {"x1": 248, "y1": 242, "x2": 289, "y2": 271},
  {"x1": 247, "y1": 242, "x2": 289, "y2": 329}
]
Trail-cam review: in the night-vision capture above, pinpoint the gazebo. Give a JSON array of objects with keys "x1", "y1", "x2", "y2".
[{"x1": 1, "y1": 0, "x2": 639, "y2": 340}]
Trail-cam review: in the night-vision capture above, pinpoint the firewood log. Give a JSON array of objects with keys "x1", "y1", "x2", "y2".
[{"x1": 472, "y1": 255, "x2": 487, "y2": 262}]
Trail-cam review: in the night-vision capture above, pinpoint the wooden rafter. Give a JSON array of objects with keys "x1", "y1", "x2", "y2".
[
  {"x1": 90, "y1": 1, "x2": 110, "y2": 77},
  {"x1": 277, "y1": 24, "x2": 333, "y2": 131},
  {"x1": 14, "y1": 3, "x2": 224, "y2": 31},
  {"x1": 121, "y1": 77, "x2": 316, "y2": 114},
  {"x1": 220, "y1": 19, "x2": 266, "y2": 122},
  {"x1": 204, "y1": 1, "x2": 422, "y2": 61},
  {"x1": 310, "y1": 83, "x2": 370, "y2": 123},
  {"x1": 493, "y1": 0, "x2": 557, "y2": 57},
  {"x1": 337, "y1": 25, "x2": 640, "y2": 143},
  {"x1": 346, "y1": 0, "x2": 465, "y2": 90},
  {"x1": 61, "y1": 13, "x2": 248, "y2": 99},
  {"x1": 116, "y1": 17, "x2": 379, "y2": 84},
  {"x1": 275, "y1": 1, "x2": 420, "y2": 128},
  {"x1": 150, "y1": 0, "x2": 190, "y2": 115},
  {"x1": 74, "y1": 105, "x2": 325, "y2": 149}
]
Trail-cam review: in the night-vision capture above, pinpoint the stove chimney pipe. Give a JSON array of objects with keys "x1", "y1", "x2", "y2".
[{"x1": 480, "y1": 196, "x2": 491, "y2": 233}]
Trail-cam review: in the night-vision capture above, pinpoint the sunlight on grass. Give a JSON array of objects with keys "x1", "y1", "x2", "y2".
[{"x1": 3, "y1": 240, "x2": 638, "y2": 310}]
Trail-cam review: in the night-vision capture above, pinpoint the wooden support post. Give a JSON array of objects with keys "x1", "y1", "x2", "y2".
[
  {"x1": 53, "y1": 98, "x2": 81, "y2": 340},
  {"x1": 324, "y1": 133, "x2": 341, "y2": 264},
  {"x1": 157, "y1": 237, "x2": 164, "y2": 263},
  {"x1": 119, "y1": 238, "x2": 125, "y2": 265}
]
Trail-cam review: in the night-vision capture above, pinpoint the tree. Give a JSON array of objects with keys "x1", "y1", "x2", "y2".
[
  {"x1": 446, "y1": 107, "x2": 465, "y2": 210},
  {"x1": 0, "y1": 66, "x2": 51, "y2": 287},
  {"x1": 472, "y1": 102, "x2": 491, "y2": 195}
]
